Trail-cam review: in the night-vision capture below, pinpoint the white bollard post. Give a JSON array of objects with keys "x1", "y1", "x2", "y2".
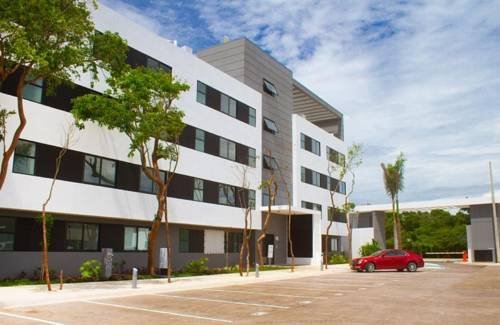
[
  {"x1": 132, "y1": 268, "x2": 138, "y2": 288},
  {"x1": 255, "y1": 263, "x2": 260, "y2": 278}
]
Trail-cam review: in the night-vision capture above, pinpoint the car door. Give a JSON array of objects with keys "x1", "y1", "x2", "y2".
[
  {"x1": 393, "y1": 250, "x2": 408, "y2": 269},
  {"x1": 380, "y1": 250, "x2": 399, "y2": 269}
]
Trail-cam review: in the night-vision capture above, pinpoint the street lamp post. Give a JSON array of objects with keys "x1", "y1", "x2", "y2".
[{"x1": 489, "y1": 162, "x2": 500, "y2": 263}]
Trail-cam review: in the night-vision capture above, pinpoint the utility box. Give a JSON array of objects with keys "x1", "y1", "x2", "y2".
[{"x1": 101, "y1": 248, "x2": 113, "y2": 279}]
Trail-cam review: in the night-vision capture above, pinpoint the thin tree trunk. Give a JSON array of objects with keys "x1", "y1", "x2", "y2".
[
  {"x1": 392, "y1": 198, "x2": 398, "y2": 249},
  {"x1": 147, "y1": 216, "x2": 161, "y2": 275},
  {"x1": 324, "y1": 222, "x2": 333, "y2": 268},
  {"x1": 396, "y1": 196, "x2": 402, "y2": 249},
  {"x1": 288, "y1": 214, "x2": 295, "y2": 272},
  {"x1": 0, "y1": 69, "x2": 28, "y2": 190},
  {"x1": 163, "y1": 195, "x2": 173, "y2": 283},
  {"x1": 41, "y1": 215, "x2": 51, "y2": 291}
]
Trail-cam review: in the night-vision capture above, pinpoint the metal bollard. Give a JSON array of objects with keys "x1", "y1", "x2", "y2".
[
  {"x1": 132, "y1": 267, "x2": 138, "y2": 288},
  {"x1": 255, "y1": 263, "x2": 260, "y2": 278}
]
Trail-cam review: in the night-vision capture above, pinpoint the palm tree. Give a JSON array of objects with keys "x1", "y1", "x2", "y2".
[{"x1": 381, "y1": 152, "x2": 406, "y2": 249}]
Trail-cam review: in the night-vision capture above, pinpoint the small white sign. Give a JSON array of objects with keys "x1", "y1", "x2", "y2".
[
  {"x1": 159, "y1": 247, "x2": 168, "y2": 269},
  {"x1": 267, "y1": 244, "x2": 274, "y2": 258}
]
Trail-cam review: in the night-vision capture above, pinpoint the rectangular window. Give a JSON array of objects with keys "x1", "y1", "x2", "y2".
[
  {"x1": 218, "y1": 184, "x2": 235, "y2": 206},
  {"x1": 301, "y1": 133, "x2": 320, "y2": 156},
  {"x1": 220, "y1": 94, "x2": 236, "y2": 117},
  {"x1": 0, "y1": 217, "x2": 15, "y2": 251},
  {"x1": 66, "y1": 222, "x2": 99, "y2": 251},
  {"x1": 263, "y1": 79, "x2": 278, "y2": 97},
  {"x1": 179, "y1": 228, "x2": 204, "y2": 253},
  {"x1": 139, "y1": 169, "x2": 166, "y2": 194},
  {"x1": 248, "y1": 190, "x2": 256, "y2": 209},
  {"x1": 124, "y1": 226, "x2": 149, "y2": 251},
  {"x1": 83, "y1": 154, "x2": 116, "y2": 187},
  {"x1": 146, "y1": 57, "x2": 171, "y2": 73},
  {"x1": 262, "y1": 192, "x2": 270, "y2": 206},
  {"x1": 301, "y1": 166, "x2": 306, "y2": 182},
  {"x1": 312, "y1": 171, "x2": 321, "y2": 186},
  {"x1": 327, "y1": 147, "x2": 345, "y2": 166},
  {"x1": 263, "y1": 155, "x2": 278, "y2": 170},
  {"x1": 23, "y1": 78, "x2": 43, "y2": 103},
  {"x1": 13, "y1": 140, "x2": 36, "y2": 175},
  {"x1": 301, "y1": 201, "x2": 322, "y2": 213},
  {"x1": 193, "y1": 178, "x2": 204, "y2": 202},
  {"x1": 248, "y1": 148, "x2": 256, "y2": 167},
  {"x1": 219, "y1": 138, "x2": 236, "y2": 161},
  {"x1": 197, "y1": 81, "x2": 206, "y2": 105},
  {"x1": 248, "y1": 107, "x2": 256, "y2": 127},
  {"x1": 225, "y1": 232, "x2": 243, "y2": 253},
  {"x1": 263, "y1": 117, "x2": 279, "y2": 134},
  {"x1": 195, "y1": 129, "x2": 205, "y2": 152}
]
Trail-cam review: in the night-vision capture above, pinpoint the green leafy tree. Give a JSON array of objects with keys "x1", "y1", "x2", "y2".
[
  {"x1": 325, "y1": 143, "x2": 362, "y2": 266},
  {"x1": 0, "y1": 0, "x2": 127, "y2": 190},
  {"x1": 381, "y1": 152, "x2": 406, "y2": 249},
  {"x1": 71, "y1": 67, "x2": 189, "y2": 282}
]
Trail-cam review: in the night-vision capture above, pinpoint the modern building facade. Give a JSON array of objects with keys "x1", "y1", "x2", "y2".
[
  {"x1": 0, "y1": 4, "x2": 351, "y2": 278},
  {"x1": 199, "y1": 39, "x2": 348, "y2": 265}
]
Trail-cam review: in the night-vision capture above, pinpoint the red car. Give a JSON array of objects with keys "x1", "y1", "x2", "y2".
[{"x1": 351, "y1": 249, "x2": 424, "y2": 272}]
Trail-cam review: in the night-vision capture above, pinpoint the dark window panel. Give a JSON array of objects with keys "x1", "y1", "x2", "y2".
[
  {"x1": 58, "y1": 150, "x2": 84, "y2": 183},
  {"x1": 236, "y1": 101, "x2": 249, "y2": 124},
  {"x1": 116, "y1": 162, "x2": 140, "y2": 192},
  {"x1": 100, "y1": 223, "x2": 124, "y2": 251},
  {"x1": 43, "y1": 82, "x2": 99, "y2": 112},
  {"x1": 204, "y1": 132, "x2": 219, "y2": 156},
  {"x1": 169, "y1": 174, "x2": 194, "y2": 200},
  {"x1": 235, "y1": 143, "x2": 249, "y2": 165},
  {"x1": 14, "y1": 218, "x2": 41, "y2": 251},
  {"x1": 320, "y1": 174, "x2": 328, "y2": 189},
  {"x1": 203, "y1": 180, "x2": 219, "y2": 204},
  {"x1": 0, "y1": 69, "x2": 22, "y2": 96},
  {"x1": 305, "y1": 168, "x2": 312, "y2": 183},
  {"x1": 179, "y1": 124, "x2": 196, "y2": 149},
  {"x1": 205, "y1": 86, "x2": 221, "y2": 111},
  {"x1": 189, "y1": 229, "x2": 204, "y2": 253},
  {"x1": 34, "y1": 143, "x2": 59, "y2": 179},
  {"x1": 50, "y1": 220, "x2": 66, "y2": 251}
]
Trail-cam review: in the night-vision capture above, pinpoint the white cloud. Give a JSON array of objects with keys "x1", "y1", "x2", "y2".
[{"x1": 107, "y1": 0, "x2": 500, "y2": 204}]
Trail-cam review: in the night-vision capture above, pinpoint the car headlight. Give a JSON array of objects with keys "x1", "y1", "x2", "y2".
[{"x1": 357, "y1": 259, "x2": 363, "y2": 264}]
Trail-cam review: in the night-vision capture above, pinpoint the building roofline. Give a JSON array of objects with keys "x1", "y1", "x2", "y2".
[{"x1": 293, "y1": 79, "x2": 343, "y2": 118}]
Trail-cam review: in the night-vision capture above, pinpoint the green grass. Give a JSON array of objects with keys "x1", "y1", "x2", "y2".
[{"x1": 0, "y1": 279, "x2": 45, "y2": 287}]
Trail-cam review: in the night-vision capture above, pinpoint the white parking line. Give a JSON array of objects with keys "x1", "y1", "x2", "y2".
[
  {"x1": 81, "y1": 300, "x2": 232, "y2": 323},
  {"x1": 152, "y1": 293, "x2": 289, "y2": 309},
  {"x1": 204, "y1": 288, "x2": 328, "y2": 300},
  {"x1": 282, "y1": 280, "x2": 383, "y2": 287},
  {"x1": 248, "y1": 284, "x2": 356, "y2": 293},
  {"x1": 0, "y1": 311, "x2": 65, "y2": 325}
]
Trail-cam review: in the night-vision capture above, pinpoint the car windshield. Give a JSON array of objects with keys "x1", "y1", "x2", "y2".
[{"x1": 370, "y1": 250, "x2": 385, "y2": 257}]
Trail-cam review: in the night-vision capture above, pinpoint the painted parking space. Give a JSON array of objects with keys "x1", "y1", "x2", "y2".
[{"x1": 3, "y1": 265, "x2": 495, "y2": 324}]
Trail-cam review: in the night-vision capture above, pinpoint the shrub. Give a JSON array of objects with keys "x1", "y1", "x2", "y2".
[
  {"x1": 359, "y1": 239, "x2": 381, "y2": 257},
  {"x1": 329, "y1": 253, "x2": 348, "y2": 264},
  {"x1": 80, "y1": 259, "x2": 101, "y2": 281},
  {"x1": 183, "y1": 257, "x2": 208, "y2": 275}
]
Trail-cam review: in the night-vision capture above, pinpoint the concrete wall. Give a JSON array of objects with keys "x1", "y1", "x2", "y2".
[
  {"x1": 198, "y1": 39, "x2": 294, "y2": 206},
  {"x1": 352, "y1": 228, "x2": 374, "y2": 259},
  {"x1": 469, "y1": 204, "x2": 500, "y2": 261},
  {"x1": 372, "y1": 211, "x2": 386, "y2": 249}
]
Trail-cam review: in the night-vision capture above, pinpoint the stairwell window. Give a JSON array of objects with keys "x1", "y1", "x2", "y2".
[
  {"x1": 263, "y1": 79, "x2": 278, "y2": 97},
  {"x1": 248, "y1": 148, "x2": 256, "y2": 167},
  {"x1": 263, "y1": 117, "x2": 279, "y2": 134},
  {"x1": 248, "y1": 107, "x2": 256, "y2": 126},
  {"x1": 220, "y1": 94, "x2": 237, "y2": 117},
  {"x1": 248, "y1": 190, "x2": 256, "y2": 209},
  {"x1": 263, "y1": 155, "x2": 278, "y2": 170},
  {"x1": 13, "y1": 140, "x2": 36, "y2": 175}
]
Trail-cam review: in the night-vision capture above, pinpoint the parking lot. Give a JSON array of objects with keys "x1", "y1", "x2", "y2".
[{"x1": 1, "y1": 263, "x2": 500, "y2": 324}]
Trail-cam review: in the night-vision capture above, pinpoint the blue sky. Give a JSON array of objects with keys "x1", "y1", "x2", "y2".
[{"x1": 103, "y1": 0, "x2": 500, "y2": 205}]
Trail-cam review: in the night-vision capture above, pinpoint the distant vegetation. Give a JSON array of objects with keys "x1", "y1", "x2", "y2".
[{"x1": 385, "y1": 209, "x2": 469, "y2": 254}]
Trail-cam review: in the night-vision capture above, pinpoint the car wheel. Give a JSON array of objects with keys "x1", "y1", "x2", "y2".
[
  {"x1": 407, "y1": 262, "x2": 417, "y2": 272},
  {"x1": 365, "y1": 263, "x2": 375, "y2": 273}
]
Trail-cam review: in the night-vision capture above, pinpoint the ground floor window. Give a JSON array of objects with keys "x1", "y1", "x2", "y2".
[
  {"x1": 124, "y1": 226, "x2": 149, "y2": 251},
  {"x1": 179, "y1": 228, "x2": 204, "y2": 253},
  {"x1": 225, "y1": 232, "x2": 243, "y2": 253},
  {"x1": 65, "y1": 222, "x2": 99, "y2": 251},
  {"x1": 0, "y1": 217, "x2": 15, "y2": 251}
]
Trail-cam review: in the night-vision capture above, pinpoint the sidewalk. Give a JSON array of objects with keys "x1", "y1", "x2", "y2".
[{"x1": 0, "y1": 264, "x2": 350, "y2": 309}]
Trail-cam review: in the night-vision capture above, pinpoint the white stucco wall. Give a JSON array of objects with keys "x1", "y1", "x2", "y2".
[
  {"x1": 351, "y1": 228, "x2": 375, "y2": 259},
  {"x1": 291, "y1": 114, "x2": 348, "y2": 236},
  {"x1": 0, "y1": 4, "x2": 263, "y2": 230}
]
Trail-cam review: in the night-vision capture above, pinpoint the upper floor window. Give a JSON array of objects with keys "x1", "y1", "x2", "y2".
[
  {"x1": 196, "y1": 81, "x2": 206, "y2": 105},
  {"x1": 139, "y1": 169, "x2": 166, "y2": 194},
  {"x1": 124, "y1": 226, "x2": 149, "y2": 251},
  {"x1": 312, "y1": 170, "x2": 321, "y2": 187},
  {"x1": 248, "y1": 148, "x2": 256, "y2": 168},
  {"x1": 263, "y1": 79, "x2": 278, "y2": 97},
  {"x1": 146, "y1": 57, "x2": 171, "y2": 72},
  {"x1": 219, "y1": 184, "x2": 235, "y2": 206},
  {"x1": 23, "y1": 77, "x2": 43, "y2": 103},
  {"x1": 220, "y1": 94, "x2": 237, "y2": 117},
  {"x1": 248, "y1": 190, "x2": 256, "y2": 209},
  {"x1": 262, "y1": 191, "x2": 270, "y2": 206},
  {"x1": 193, "y1": 178, "x2": 204, "y2": 202},
  {"x1": 301, "y1": 133, "x2": 321, "y2": 156},
  {"x1": 263, "y1": 117, "x2": 279, "y2": 134},
  {"x1": 248, "y1": 107, "x2": 256, "y2": 127},
  {"x1": 195, "y1": 129, "x2": 205, "y2": 152},
  {"x1": 13, "y1": 140, "x2": 36, "y2": 175},
  {"x1": 263, "y1": 155, "x2": 279, "y2": 170},
  {"x1": 327, "y1": 146, "x2": 345, "y2": 166},
  {"x1": 301, "y1": 201, "x2": 322, "y2": 213},
  {"x1": 0, "y1": 217, "x2": 15, "y2": 251},
  {"x1": 219, "y1": 137, "x2": 236, "y2": 161},
  {"x1": 83, "y1": 154, "x2": 116, "y2": 187},
  {"x1": 65, "y1": 222, "x2": 99, "y2": 251}
]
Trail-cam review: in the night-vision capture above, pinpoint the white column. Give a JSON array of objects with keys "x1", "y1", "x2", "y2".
[
  {"x1": 466, "y1": 225, "x2": 473, "y2": 263},
  {"x1": 311, "y1": 211, "x2": 322, "y2": 265}
]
